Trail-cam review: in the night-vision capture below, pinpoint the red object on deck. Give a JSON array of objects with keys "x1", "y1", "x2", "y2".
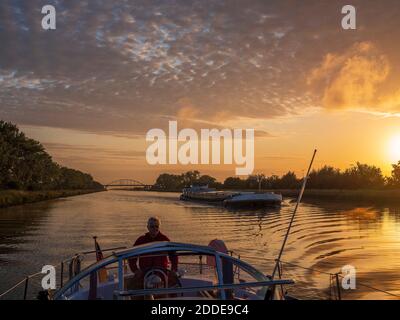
[{"x1": 207, "y1": 239, "x2": 229, "y2": 266}]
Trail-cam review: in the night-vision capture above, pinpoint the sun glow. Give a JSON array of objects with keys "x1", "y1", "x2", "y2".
[{"x1": 388, "y1": 135, "x2": 400, "y2": 163}]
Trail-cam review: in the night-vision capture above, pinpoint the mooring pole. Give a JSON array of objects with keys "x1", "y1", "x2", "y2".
[
  {"x1": 335, "y1": 273, "x2": 342, "y2": 300},
  {"x1": 60, "y1": 262, "x2": 64, "y2": 287},
  {"x1": 23, "y1": 277, "x2": 29, "y2": 300},
  {"x1": 271, "y1": 149, "x2": 317, "y2": 280}
]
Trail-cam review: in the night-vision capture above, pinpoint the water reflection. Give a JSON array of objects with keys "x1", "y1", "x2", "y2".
[
  {"x1": 0, "y1": 191, "x2": 399, "y2": 299},
  {"x1": 0, "y1": 201, "x2": 54, "y2": 260}
]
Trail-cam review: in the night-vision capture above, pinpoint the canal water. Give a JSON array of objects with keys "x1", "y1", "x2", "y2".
[{"x1": 1, "y1": 190, "x2": 400, "y2": 299}]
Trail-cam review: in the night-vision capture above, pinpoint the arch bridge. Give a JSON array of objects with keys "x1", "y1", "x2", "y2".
[{"x1": 104, "y1": 179, "x2": 154, "y2": 190}]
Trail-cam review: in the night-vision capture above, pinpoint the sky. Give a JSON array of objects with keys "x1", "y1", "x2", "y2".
[{"x1": 1, "y1": 0, "x2": 400, "y2": 184}]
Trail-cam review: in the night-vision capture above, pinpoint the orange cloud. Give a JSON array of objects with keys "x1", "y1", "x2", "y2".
[
  {"x1": 307, "y1": 42, "x2": 400, "y2": 112},
  {"x1": 176, "y1": 98, "x2": 200, "y2": 120}
]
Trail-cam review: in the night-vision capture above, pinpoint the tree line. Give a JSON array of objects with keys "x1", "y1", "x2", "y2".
[
  {"x1": 0, "y1": 121, "x2": 103, "y2": 191},
  {"x1": 155, "y1": 162, "x2": 400, "y2": 191}
]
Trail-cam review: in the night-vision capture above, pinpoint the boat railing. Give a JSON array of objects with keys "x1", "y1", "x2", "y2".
[
  {"x1": 276, "y1": 259, "x2": 400, "y2": 300},
  {"x1": 0, "y1": 245, "x2": 128, "y2": 300},
  {"x1": 0, "y1": 247, "x2": 224, "y2": 300},
  {"x1": 114, "y1": 279, "x2": 295, "y2": 299},
  {"x1": 59, "y1": 245, "x2": 128, "y2": 287},
  {"x1": 4, "y1": 247, "x2": 400, "y2": 300},
  {"x1": 0, "y1": 271, "x2": 43, "y2": 300}
]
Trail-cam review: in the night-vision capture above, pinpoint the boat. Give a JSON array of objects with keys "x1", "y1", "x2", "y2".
[
  {"x1": 180, "y1": 185, "x2": 238, "y2": 202},
  {"x1": 2, "y1": 236, "x2": 390, "y2": 301},
  {"x1": 49, "y1": 240, "x2": 293, "y2": 300},
  {"x1": 180, "y1": 185, "x2": 282, "y2": 207},
  {"x1": 223, "y1": 192, "x2": 282, "y2": 208}
]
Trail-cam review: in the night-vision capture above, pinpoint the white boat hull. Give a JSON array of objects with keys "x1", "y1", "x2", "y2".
[{"x1": 223, "y1": 193, "x2": 282, "y2": 207}]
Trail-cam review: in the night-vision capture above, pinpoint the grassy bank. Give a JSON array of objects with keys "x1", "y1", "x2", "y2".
[{"x1": 0, "y1": 189, "x2": 105, "y2": 208}]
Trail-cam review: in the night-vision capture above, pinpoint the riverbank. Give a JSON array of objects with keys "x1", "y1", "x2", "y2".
[{"x1": 0, "y1": 189, "x2": 105, "y2": 208}]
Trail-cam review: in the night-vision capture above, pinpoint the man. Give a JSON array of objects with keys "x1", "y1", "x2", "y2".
[{"x1": 126, "y1": 217, "x2": 178, "y2": 296}]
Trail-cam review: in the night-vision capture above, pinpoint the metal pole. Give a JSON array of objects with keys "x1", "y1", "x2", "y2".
[
  {"x1": 23, "y1": 277, "x2": 29, "y2": 300},
  {"x1": 60, "y1": 262, "x2": 64, "y2": 287},
  {"x1": 335, "y1": 273, "x2": 342, "y2": 300},
  {"x1": 271, "y1": 149, "x2": 317, "y2": 280}
]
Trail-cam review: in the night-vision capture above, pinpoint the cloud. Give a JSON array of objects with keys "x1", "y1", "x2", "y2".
[
  {"x1": 0, "y1": 0, "x2": 316, "y2": 134},
  {"x1": 43, "y1": 142, "x2": 143, "y2": 159},
  {"x1": 2, "y1": 0, "x2": 400, "y2": 134},
  {"x1": 307, "y1": 42, "x2": 400, "y2": 113},
  {"x1": 0, "y1": 70, "x2": 67, "y2": 90},
  {"x1": 261, "y1": 155, "x2": 303, "y2": 160}
]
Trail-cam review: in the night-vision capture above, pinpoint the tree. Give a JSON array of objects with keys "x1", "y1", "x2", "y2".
[
  {"x1": 181, "y1": 171, "x2": 201, "y2": 187},
  {"x1": 308, "y1": 166, "x2": 343, "y2": 189},
  {"x1": 223, "y1": 177, "x2": 246, "y2": 189},
  {"x1": 343, "y1": 162, "x2": 385, "y2": 189},
  {"x1": 264, "y1": 175, "x2": 280, "y2": 189},
  {"x1": 197, "y1": 175, "x2": 217, "y2": 187},
  {"x1": 387, "y1": 161, "x2": 400, "y2": 187},
  {"x1": 155, "y1": 173, "x2": 184, "y2": 190},
  {"x1": 0, "y1": 120, "x2": 103, "y2": 191},
  {"x1": 245, "y1": 174, "x2": 265, "y2": 190},
  {"x1": 278, "y1": 171, "x2": 300, "y2": 189}
]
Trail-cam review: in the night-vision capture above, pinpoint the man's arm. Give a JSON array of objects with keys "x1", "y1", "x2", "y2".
[{"x1": 161, "y1": 234, "x2": 178, "y2": 272}]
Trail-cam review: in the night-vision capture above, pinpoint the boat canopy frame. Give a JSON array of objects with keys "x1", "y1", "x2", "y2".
[{"x1": 53, "y1": 241, "x2": 294, "y2": 300}]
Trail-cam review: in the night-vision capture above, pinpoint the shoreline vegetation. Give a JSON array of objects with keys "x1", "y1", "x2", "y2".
[
  {"x1": 0, "y1": 189, "x2": 104, "y2": 208},
  {"x1": 142, "y1": 167, "x2": 400, "y2": 204},
  {"x1": 0, "y1": 121, "x2": 104, "y2": 208}
]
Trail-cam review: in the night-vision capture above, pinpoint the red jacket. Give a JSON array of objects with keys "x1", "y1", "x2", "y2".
[{"x1": 128, "y1": 232, "x2": 178, "y2": 272}]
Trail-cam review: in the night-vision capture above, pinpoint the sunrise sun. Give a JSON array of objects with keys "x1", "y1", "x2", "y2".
[{"x1": 388, "y1": 135, "x2": 400, "y2": 163}]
